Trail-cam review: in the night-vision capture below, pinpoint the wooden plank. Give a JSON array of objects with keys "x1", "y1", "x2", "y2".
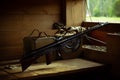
[
  {"x1": 81, "y1": 22, "x2": 120, "y2": 32},
  {"x1": 0, "y1": 59, "x2": 19, "y2": 65},
  {"x1": 0, "y1": 46, "x2": 23, "y2": 61},
  {"x1": 81, "y1": 22, "x2": 120, "y2": 45},
  {"x1": 83, "y1": 33, "x2": 120, "y2": 66},
  {"x1": 0, "y1": 0, "x2": 61, "y2": 15},
  {"x1": 0, "y1": 0, "x2": 62, "y2": 61},
  {"x1": 66, "y1": 0, "x2": 86, "y2": 26},
  {"x1": 0, "y1": 68, "x2": 17, "y2": 80},
  {"x1": 0, "y1": 31, "x2": 23, "y2": 46},
  {"x1": 82, "y1": 48, "x2": 109, "y2": 64},
  {"x1": 22, "y1": 15, "x2": 60, "y2": 30},
  {"x1": 88, "y1": 30, "x2": 107, "y2": 45},
  {"x1": 107, "y1": 33, "x2": 120, "y2": 77},
  {"x1": 0, "y1": 58, "x2": 104, "y2": 80}
]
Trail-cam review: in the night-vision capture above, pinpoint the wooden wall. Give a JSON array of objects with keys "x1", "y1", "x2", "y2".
[
  {"x1": 66, "y1": 0, "x2": 86, "y2": 26},
  {"x1": 0, "y1": 0, "x2": 62, "y2": 61},
  {"x1": 81, "y1": 22, "x2": 120, "y2": 78},
  {"x1": 81, "y1": 22, "x2": 120, "y2": 63},
  {"x1": 0, "y1": 0, "x2": 86, "y2": 61}
]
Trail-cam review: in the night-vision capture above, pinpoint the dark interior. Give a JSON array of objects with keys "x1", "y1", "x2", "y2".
[{"x1": 0, "y1": 0, "x2": 120, "y2": 80}]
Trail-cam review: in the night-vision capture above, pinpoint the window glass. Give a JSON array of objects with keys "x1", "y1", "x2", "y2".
[{"x1": 86, "y1": 0, "x2": 120, "y2": 23}]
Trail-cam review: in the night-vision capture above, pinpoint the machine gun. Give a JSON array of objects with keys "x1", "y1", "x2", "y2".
[{"x1": 20, "y1": 22, "x2": 108, "y2": 71}]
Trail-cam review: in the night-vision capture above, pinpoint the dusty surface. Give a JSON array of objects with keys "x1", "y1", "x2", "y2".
[{"x1": 0, "y1": 58, "x2": 104, "y2": 80}]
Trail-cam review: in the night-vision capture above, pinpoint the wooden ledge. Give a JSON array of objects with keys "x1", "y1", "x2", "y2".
[{"x1": 0, "y1": 58, "x2": 105, "y2": 80}]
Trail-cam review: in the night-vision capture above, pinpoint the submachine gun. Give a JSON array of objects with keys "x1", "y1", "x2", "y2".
[{"x1": 20, "y1": 22, "x2": 108, "y2": 71}]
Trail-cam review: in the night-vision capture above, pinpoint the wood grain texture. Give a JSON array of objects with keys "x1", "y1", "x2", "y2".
[
  {"x1": 0, "y1": 0, "x2": 61, "y2": 61},
  {"x1": 107, "y1": 33, "x2": 120, "y2": 77},
  {"x1": 81, "y1": 22, "x2": 120, "y2": 45},
  {"x1": 0, "y1": 58, "x2": 104, "y2": 80},
  {"x1": 66, "y1": 0, "x2": 86, "y2": 26},
  {"x1": 0, "y1": 0, "x2": 86, "y2": 61}
]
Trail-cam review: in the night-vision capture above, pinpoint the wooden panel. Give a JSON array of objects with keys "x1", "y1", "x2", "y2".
[
  {"x1": 0, "y1": 31, "x2": 23, "y2": 46},
  {"x1": 81, "y1": 22, "x2": 120, "y2": 45},
  {"x1": 107, "y1": 33, "x2": 120, "y2": 77},
  {"x1": 81, "y1": 22, "x2": 120, "y2": 32},
  {"x1": 90, "y1": 31, "x2": 107, "y2": 42},
  {"x1": 83, "y1": 48, "x2": 109, "y2": 64},
  {"x1": 81, "y1": 22, "x2": 120, "y2": 78},
  {"x1": 0, "y1": 58, "x2": 104, "y2": 80},
  {"x1": 0, "y1": 46, "x2": 23, "y2": 61},
  {"x1": 0, "y1": 0, "x2": 61, "y2": 61},
  {"x1": 66, "y1": 0, "x2": 86, "y2": 26},
  {"x1": 0, "y1": 0, "x2": 61, "y2": 15},
  {"x1": 83, "y1": 33, "x2": 120, "y2": 78}
]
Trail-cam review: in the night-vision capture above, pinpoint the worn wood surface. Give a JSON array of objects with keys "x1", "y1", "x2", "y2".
[
  {"x1": 0, "y1": 0, "x2": 61, "y2": 61},
  {"x1": 106, "y1": 33, "x2": 120, "y2": 78},
  {"x1": 0, "y1": 58, "x2": 104, "y2": 80},
  {"x1": 0, "y1": 0, "x2": 86, "y2": 61},
  {"x1": 81, "y1": 22, "x2": 120, "y2": 46},
  {"x1": 66, "y1": 0, "x2": 85, "y2": 26}
]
